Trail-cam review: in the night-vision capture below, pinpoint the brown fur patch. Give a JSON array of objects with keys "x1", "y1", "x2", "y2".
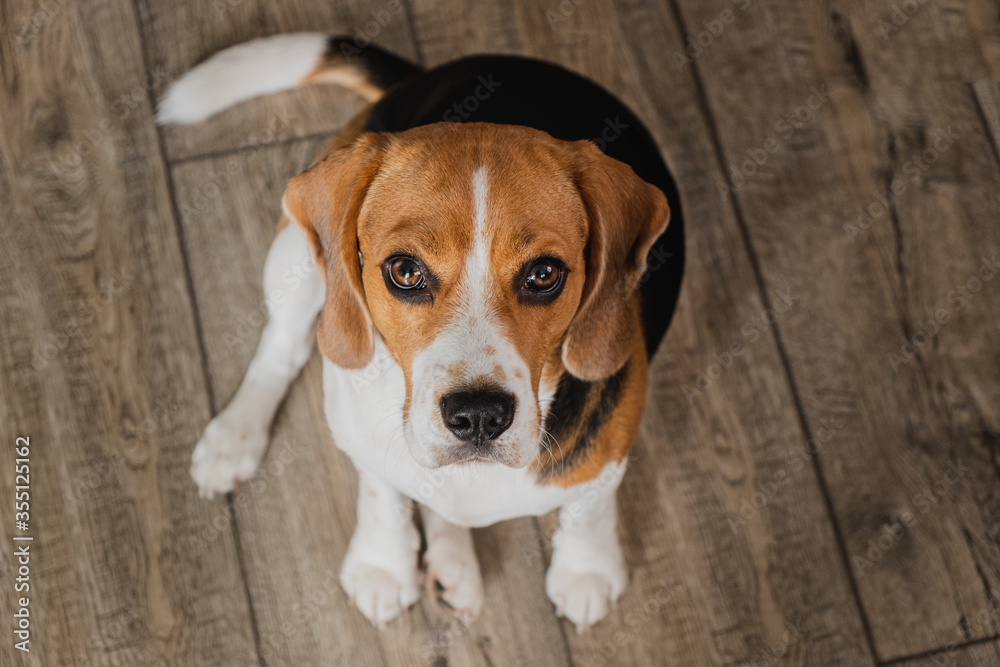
[{"x1": 354, "y1": 123, "x2": 590, "y2": 408}]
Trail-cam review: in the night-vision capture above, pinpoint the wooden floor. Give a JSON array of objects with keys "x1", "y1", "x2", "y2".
[{"x1": 2, "y1": 0, "x2": 1000, "y2": 665}]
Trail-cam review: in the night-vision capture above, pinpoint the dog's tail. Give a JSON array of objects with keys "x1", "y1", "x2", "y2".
[{"x1": 156, "y1": 33, "x2": 420, "y2": 125}]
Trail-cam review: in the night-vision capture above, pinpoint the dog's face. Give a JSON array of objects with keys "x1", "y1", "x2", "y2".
[{"x1": 284, "y1": 123, "x2": 668, "y2": 469}]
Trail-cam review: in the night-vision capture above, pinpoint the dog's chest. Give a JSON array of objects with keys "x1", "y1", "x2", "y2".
[{"x1": 320, "y1": 352, "x2": 610, "y2": 527}]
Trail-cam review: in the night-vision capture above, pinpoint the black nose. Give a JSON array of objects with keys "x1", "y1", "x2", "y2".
[{"x1": 440, "y1": 391, "x2": 516, "y2": 444}]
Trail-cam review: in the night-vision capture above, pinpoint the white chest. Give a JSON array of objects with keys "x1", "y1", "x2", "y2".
[{"x1": 320, "y1": 346, "x2": 623, "y2": 527}]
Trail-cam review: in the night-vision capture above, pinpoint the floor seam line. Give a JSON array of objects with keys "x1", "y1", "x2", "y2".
[
  {"x1": 128, "y1": 3, "x2": 266, "y2": 664},
  {"x1": 662, "y1": 0, "x2": 882, "y2": 661}
]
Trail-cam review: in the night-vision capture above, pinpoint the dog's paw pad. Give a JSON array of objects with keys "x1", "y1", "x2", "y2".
[
  {"x1": 546, "y1": 567, "x2": 625, "y2": 633},
  {"x1": 342, "y1": 563, "x2": 419, "y2": 628},
  {"x1": 190, "y1": 416, "x2": 268, "y2": 499}
]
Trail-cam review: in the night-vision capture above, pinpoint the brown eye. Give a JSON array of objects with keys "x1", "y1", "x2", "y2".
[
  {"x1": 525, "y1": 260, "x2": 560, "y2": 292},
  {"x1": 388, "y1": 256, "x2": 425, "y2": 289}
]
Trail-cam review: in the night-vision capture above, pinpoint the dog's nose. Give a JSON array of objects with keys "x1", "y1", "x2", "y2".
[{"x1": 440, "y1": 391, "x2": 515, "y2": 444}]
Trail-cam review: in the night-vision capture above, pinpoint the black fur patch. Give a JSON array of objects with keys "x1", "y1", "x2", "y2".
[
  {"x1": 326, "y1": 36, "x2": 421, "y2": 92},
  {"x1": 537, "y1": 363, "x2": 629, "y2": 481}
]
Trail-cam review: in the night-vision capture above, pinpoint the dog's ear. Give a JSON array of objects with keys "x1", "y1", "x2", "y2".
[
  {"x1": 281, "y1": 133, "x2": 385, "y2": 369},
  {"x1": 561, "y1": 141, "x2": 671, "y2": 380}
]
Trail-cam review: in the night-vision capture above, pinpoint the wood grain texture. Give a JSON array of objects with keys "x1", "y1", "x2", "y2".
[
  {"x1": 892, "y1": 639, "x2": 1000, "y2": 667},
  {"x1": 4, "y1": 0, "x2": 1000, "y2": 664},
  {"x1": 664, "y1": 0, "x2": 1000, "y2": 659},
  {"x1": 408, "y1": 0, "x2": 876, "y2": 665},
  {"x1": 171, "y1": 136, "x2": 572, "y2": 667},
  {"x1": 0, "y1": 0, "x2": 257, "y2": 665},
  {"x1": 134, "y1": 0, "x2": 419, "y2": 161}
]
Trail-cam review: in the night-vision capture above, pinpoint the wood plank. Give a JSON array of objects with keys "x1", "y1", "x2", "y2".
[
  {"x1": 408, "y1": 1, "x2": 876, "y2": 665},
  {"x1": 0, "y1": 0, "x2": 258, "y2": 665},
  {"x1": 664, "y1": 0, "x2": 1000, "y2": 658},
  {"x1": 171, "y1": 136, "x2": 572, "y2": 666},
  {"x1": 892, "y1": 639, "x2": 1000, "y2": 667},
  {"x1": 134, "y1": 0, "x2": 419, "y2": 161}
]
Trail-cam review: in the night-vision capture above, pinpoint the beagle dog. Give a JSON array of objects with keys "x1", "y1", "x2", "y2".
[{"x1": 159, "y1": 34, "x2": 684, "y2": 632}]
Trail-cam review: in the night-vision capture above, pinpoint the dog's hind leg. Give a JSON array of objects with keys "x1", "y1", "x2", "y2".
[{"x1": 190, "y1": 220, "x2": 324, "y2": 498}]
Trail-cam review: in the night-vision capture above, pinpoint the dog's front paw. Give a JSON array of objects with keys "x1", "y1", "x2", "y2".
[
  {"x1": 546, "y1": 561, "x2": 627, "y2": 633},
  {"x1": 341, "y1": 550, "x2": 420, "y2": 628},
  {"x1": 190, "y1": 413, "x2": 268, "y2": 499},
  {"x1": 424, "y1": 537, "x2": 483, "y2": 622}
]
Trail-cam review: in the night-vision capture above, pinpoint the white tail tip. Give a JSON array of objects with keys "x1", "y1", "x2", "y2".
[{"x1": 157, "y1": 33, "x2": 329, "y2": 125}]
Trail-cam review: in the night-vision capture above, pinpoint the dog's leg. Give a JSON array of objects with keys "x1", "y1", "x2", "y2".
[
  {"x1": 341, "y1": 470, "x2": 420, "y2": 627},
  {"x1": 546, "y1": 488, "x2": 628, "y2": 633},
  {"x1": 420, "y1": 506, "x2": 484, "y2": 622},
  {"x1": 190, "y1": 222, "x2": 324, "y2": 498}
]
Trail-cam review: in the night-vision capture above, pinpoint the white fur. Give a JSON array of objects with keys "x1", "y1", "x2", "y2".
[
  {"x1": 547, "y1": 491, "x2": 628, "y2": 633},
  {"x1": 340, "y1": 470, "x2": 420, "y2": 627},
  {"x1": 191, "y1": 172, "x2": 630, "y2": 630},
  {"x1": 157, "y1": 33, "x2": 328, "y2": 125},
  {"x1": 406, "y1": 167, "x2": 539, "y2": 468},
  {"x1": 322, "y1": 346, "x2": 626, "y2": 527}
]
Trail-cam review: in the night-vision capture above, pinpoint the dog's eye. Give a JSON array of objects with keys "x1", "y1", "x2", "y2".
[
  {"x1": 519, "y1": 257, "x2": 567, "y2": 304},
  {"x1": 388, "y1": 256, "x2": 425, "y2": 290},
  {"x1": 525, "y1": 261, "x2": 560, "y2": 291}
]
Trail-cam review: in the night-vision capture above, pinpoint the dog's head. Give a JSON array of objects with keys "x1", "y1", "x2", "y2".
[{"x1": 283, "y1": 123, "x2": 668, "y2": 468}]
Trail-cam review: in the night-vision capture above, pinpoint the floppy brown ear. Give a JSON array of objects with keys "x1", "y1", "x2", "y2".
[
  {"x1": 561, "y1": 141, "x2": 671, "y2": 380},
  {"x1": 281, "y1": 134, "x2": 385, "y2": 369}
]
